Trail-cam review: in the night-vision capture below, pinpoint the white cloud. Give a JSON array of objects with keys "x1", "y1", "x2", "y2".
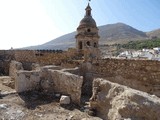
[{"x1": 0, "y1": 0, "x2": 62, "y2": 49}]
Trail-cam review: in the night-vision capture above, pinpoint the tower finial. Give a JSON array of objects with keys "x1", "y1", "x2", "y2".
[
  {"x1": 88, "y1": 0, "x2": 91, "y2": 3},
  {"x1": 85, "y1": 1, "x2": 92, "y2": 16}
]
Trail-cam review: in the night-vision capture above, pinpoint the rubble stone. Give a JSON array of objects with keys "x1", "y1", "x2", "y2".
[
  {"x1": 81, "y1": 118, "x2": 102, "y2": 120},
  {"x1": 60, "y1": 95, "x2": 71, "y2": 105},
  {"x1": 31, "y1": 63, "x2": 40, "y2": 70},
  {"x1": 0, "y1": 76, "x2": 14, "y2": 89},
  {"x1": 9, "y1": 60, "x2": 23, "y2": 79},
  {"x1": 89, "y1": 78, "x2": 160, "y2": 120},
  {"x1": 0, "y1": 104, "x2": 8, "y2": 109}
]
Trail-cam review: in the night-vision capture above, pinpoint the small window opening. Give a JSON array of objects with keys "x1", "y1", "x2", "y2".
[
  {"x1": 94, "y1": 42, "x2": 97, "y2": 48},
  {"x1": 87, "y1": 29, "x2": 91, "y2": 32},
  {"x1": 79, "y1": 41, "x2": 83, "y2": 49},
  {"x1": 87, "y1": 41, "x2": 90, "y2": 46}
]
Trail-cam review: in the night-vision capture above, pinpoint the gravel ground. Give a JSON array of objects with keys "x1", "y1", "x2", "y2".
[{"x1": 0, "y1": 76, "x2": 102, "y2": 120}]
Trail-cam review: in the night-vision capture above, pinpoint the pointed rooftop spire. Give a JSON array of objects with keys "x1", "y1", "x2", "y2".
[{"x1": 85, "y1": 3, "x2": 92, "y2": 16}]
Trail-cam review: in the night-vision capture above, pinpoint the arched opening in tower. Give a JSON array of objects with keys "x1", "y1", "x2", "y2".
[
  {"x1": 94, "y1": 42, "x2": 97, "y2": 48},
  {"x1": 79, "y1": 41, "x2": 83, "y2": 49},
  {"x1": 87, "y1": 28, "x2": 91, "y2": 32},
  {"x1": 86, "y1": 41, "x2": 90, "y2": 46}
]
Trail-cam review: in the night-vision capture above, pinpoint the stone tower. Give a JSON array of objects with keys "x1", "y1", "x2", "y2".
[{"x1": 75, "y1": 3, "x2": 100, "y2": 60}]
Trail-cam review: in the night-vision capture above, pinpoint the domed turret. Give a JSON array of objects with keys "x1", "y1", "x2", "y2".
[
  {"x1": 79, "y1": 16, "x2": 97, "y2": 28},
  {"x1": 75, "y1": 3, "x2": 99, "y2": 49},
  {"x1": 78, "y1": 3, "x2": 97, "y2": 29},
  {"x1": 75, "y1": 3, "x2": 100, "y2": 60}
]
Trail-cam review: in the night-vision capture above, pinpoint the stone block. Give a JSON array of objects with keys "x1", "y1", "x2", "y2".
[
  {"x1": 60, "y1": 95, "x2": 71, "y2": 105},
  {"x1": 15, "y1": 70, "x2": 40, "y2": 93}
]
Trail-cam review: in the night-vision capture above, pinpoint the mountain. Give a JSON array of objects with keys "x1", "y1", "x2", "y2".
[
  {"x1": 24, "y1": 32, "x2": 76, "y2": 50},
  {"x1": 24, "y1": 23, "x2": 159, "y2": 50},
  {"x1": 146, "y1": 29, "x2": 160, "y2": 39},
  {"x1": 98, "y1": 23, "x2": 147, "y2": 44}
]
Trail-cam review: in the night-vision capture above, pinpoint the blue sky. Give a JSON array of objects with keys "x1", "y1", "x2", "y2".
[{"x1": 0, "y1": 0, "x2": 160, "y2": 49}]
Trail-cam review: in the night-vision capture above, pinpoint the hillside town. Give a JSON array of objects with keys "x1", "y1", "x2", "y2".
[{"x1": 118, "y1": 47, "x2": 160, "y2": 60}]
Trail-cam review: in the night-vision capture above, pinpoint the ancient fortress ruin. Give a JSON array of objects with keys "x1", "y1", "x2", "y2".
[{"x1": 0, "y1": 3, "x2": 160, "y2": 120}]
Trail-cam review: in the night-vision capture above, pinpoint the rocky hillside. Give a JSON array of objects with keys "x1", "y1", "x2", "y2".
[
  {"x1": 24, "y1": 23, "x2": 159, "y2": 50},
  {"x1": 98, "y1": 23, "x2": 147, "y2": 44},
  {"x1": 146, "y1": 29, "x2": 160, "y2": 38}
]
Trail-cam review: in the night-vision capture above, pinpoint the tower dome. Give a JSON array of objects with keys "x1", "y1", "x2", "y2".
[
  {"x1": 79, "y1": 16, "x2": 97, "y2": 28},
  {"x1": 77, "y1": 3, "x2": 97, "y2": 29}
]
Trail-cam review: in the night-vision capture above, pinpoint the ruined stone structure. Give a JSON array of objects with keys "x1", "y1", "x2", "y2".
[
  {"x1": 11, "y1": 61, "x2": 83, "y2": 105},
  {"x1": 0, "y1": 50, "x2": 14, "y2": 75},
  {"x1": 75, "y1": 3, "x2": 100, "y2": 60},
  {"x1": 89, "y1": 78, "x2": 160, "y2": 120},
  {"x1": 4, "y1": 51, "x2": 159, "y2": 94},
  {"x1": 1, "y1": 2, "x2": 160, "y2": 119}
]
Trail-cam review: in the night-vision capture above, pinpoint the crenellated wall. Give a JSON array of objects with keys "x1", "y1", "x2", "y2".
[
  {"x1": 92, "y1": 59, "x2": 160, "y2": 97},
  {"x1": 14, "y1": 50, "x2": 66, "y2": 65},
  {"x1": 14, "y1": 49, "x2": 79, "y2": 66}
]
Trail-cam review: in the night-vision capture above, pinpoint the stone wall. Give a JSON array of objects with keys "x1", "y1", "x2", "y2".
[
  {"x1": 9, "y1": 60, "x2": 24, "y2": 79},
  {"x1": 15, "y1": 70, "x2": 41, "y2": 93},
  {"x1": 0, "y1": 49, "x2": 78, "y2": 75},
  {"x1": 14, "y1": 50, "x2": 78, "y2": 66},
  {"x1": 14, "y1": 50, "x2": 64, "y2": 65},
  {"x1": 48, "y1": 70, "x2": 83, "y2": 104},
  {"x1": 79, "y1": 62, "x2": 94, "y2": 96},
  {"x1": 14, "y1": 50, "x2": 37, "y2": 63},
  {"x1": 0, "y1": 50, "x2": 14, "y2": 75},
  {"x1": 93, "y1": 59, "x2": 160, "y2": 97},
  {"x1": 89, "y1": 78, "x2": 160, "y2": 120},
  {"x1": 15, "y1": 65, "x2": 83, "y2": 104},
  {"x1": 2, "y1": 49, "x2": 160, "y2": 98}
]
